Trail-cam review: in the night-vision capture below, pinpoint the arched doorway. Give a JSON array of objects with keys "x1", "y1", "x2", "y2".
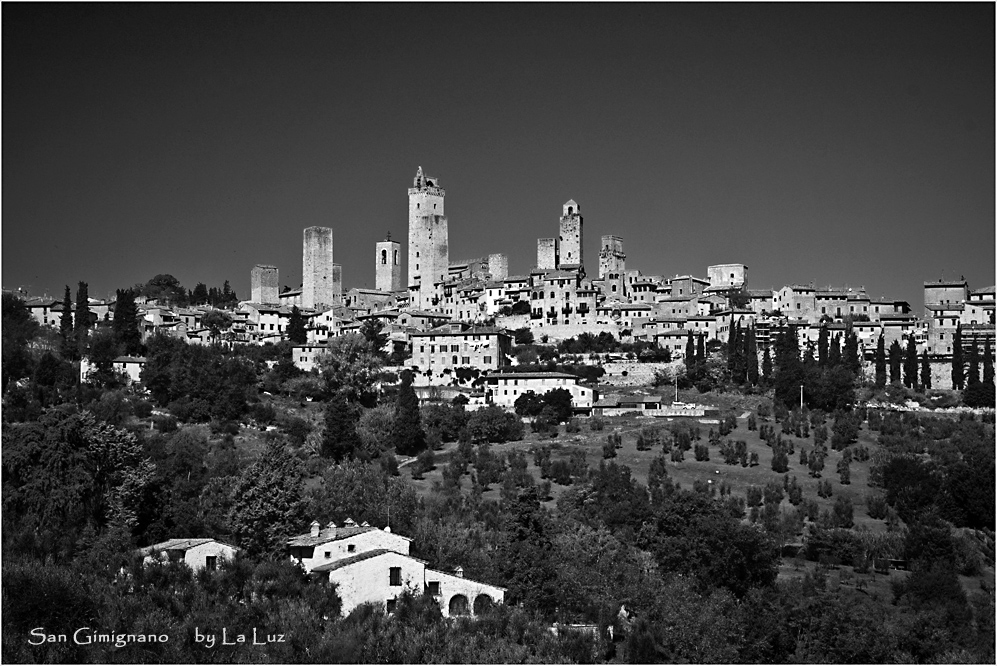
[
  {"x1": 448, "y1": 594, "x2": 469, "y2": 616},
  {"x1": 473, "y1": 594, "x2": 493, "y2": 615}
]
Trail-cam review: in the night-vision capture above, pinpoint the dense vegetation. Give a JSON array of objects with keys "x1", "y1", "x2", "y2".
[{"x1": 2, "y1": 293, "x2": 994, "y2": 663}]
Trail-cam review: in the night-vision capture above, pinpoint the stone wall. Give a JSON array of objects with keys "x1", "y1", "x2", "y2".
[
  {"x1": 537, "y1": 238, "x2": 558, "y2": 270},
  {"x1": 302, "y1": 227, "x2": 335, "y2": 310},
  {"x1": 599, "y1": 360, "x2": 679, "y2": 387},
  {"x1": 251, "y1": 264, "x2": 279, "y2": 305},
  {"x1": 375, "y1": 240, "x2": 402, "y2": 292}
]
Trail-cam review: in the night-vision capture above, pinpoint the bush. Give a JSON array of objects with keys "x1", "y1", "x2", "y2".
[
  {"x1": 564, "y1": 418, "x2": 581, "y2": 433},
  {"x1": 867, "y1": 493, "x2": 889, "y2": 519},
  {"x1": 154, "y1": 414, "x2": 178, "y2": 433},
  {"x1": 466, "y1": 405, "x2": 525, "y2": 443},
  {"x1": 589, "y1": 416, "x2": 605, "y2": 431},
  {"x1": 132, "y1": 399, "x2": 154, "y2": 419}
]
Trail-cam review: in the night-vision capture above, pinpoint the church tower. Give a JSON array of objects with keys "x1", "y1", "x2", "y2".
[
  {"x1": 376, "y1": 234, "x2": 402, "y2": 292},
  {"x1": 408, "y1": 166, "x2": 448, "y2": 310},
  {"x1": 559, "y1": 200, "x2": 583, "y2": 270}
]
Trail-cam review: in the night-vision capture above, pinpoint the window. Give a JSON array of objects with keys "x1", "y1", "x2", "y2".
[
  {"x1": 452, "y1": 356, "x2": 458, "y2": 365},
  {"x1": 451, "y1": 345, "x2": 459, "y2": 352},
  {"x1": 205, "y1": 556, "x2": 217, "y2": 571},
  {"x1": 347, "y1": 544, "x2": 356, "y2": 553},
  {"x1": 427, "y1": 581, "x2": 440, "y2": 596},
  {"x1": 797, "y1": 303, "x2": 801, "y2": 310},
  {"x1": 484, "y1": 356, "x2": 492, "y2": 364},
  {"x1": 389, "y1": 567, "x2": 402, "y2": 586},
  {"x1": 420, "y1": 346, "x2": 425, "y2": 353},
  {"x1": 386, "y1": 599, "x2": 397, "y2": 613},
  {"x1": 324, "y1": 551, "x2": 331, "y2": 559},
  {"x1": 462, "y1": 356, "x2": 470, "y2": 364}
]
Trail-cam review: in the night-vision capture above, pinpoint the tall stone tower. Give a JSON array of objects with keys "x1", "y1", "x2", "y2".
[
  {"x1": 488, "y1": 253, "x2": 509, "y2": 282},
  {"x1": 302, "y1": 226, "x2": 335, "y2": 310},
  {"x1": 250, "y1": 264, "x2": 279, "y2": 305},
  {"x1": 376, "y1": 234, "x2": 402, "y2": 292},
  {"x1": 598, "y1": 235, "x2": 626, "y2": 299},
  {"x1": 559, "y1": 200, "x2": 583, "y2": 269},
  {"x1": 408, "y1": 166, "x2": 448, "y2": 311}
]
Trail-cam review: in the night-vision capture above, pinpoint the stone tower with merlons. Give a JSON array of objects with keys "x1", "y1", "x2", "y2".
[
  {"x1": 559, "y1": 200, "x2": 583, "y2": 270},
  {"x1": 407, "y1": 167, "x2": 449, "y2": 310}
]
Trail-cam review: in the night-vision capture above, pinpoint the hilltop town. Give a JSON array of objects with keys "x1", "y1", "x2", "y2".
[{"x1": 2, "y1": 167, "x2": 994, "y2": 663}]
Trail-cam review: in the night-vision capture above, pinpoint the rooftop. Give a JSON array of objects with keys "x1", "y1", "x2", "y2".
[
  {"x1": 287, "y1": 525, "x2": 383, "y2": 548},
  {"x1": 136, "y1": 538, "x2": 227, "y2": 556}
]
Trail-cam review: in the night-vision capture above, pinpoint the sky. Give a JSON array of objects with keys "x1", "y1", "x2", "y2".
[{"x1": 4, "y1": 4, "x2": 994, "y2": 308}]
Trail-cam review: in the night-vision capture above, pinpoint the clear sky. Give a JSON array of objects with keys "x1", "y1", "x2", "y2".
[{"x1": 4, "y1": 4, "x2": 994, "y2": 308}]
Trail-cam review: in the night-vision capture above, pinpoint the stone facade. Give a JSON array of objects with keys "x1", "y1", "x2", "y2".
[
  {"x1": 598, "y1": 235, "x2": 626, "y2": 299},
  {"x1": 376, "y1": 238, "x2": 402, "y2": 292},
  {"x1": 302, "y1": 226, "x2": 335, "y2": 310},
  {"x1": 408, "y1": 167, "x2": 448, "y2": 311},
  {"x1": 251, "y1": 264, "x2": 279, "y2": 305},
  {"x1": 488, "y1": 253, "x2": 509, "y2": 282},
  {"x1": 707, "y1": 263, "x2": 748, "y2": 288}
]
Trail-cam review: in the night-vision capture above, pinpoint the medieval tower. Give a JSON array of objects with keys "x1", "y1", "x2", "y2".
[
  {"x1": 302, "y1": 226, "x2": 335, "y2": 310},
  {"x1": 598, "y1": 235, "x2": 626, "y2": 299},
  {"x1": 250, "y1": 264, "x2": 279, "y2": 305},
  {"x1": 376, "y1": 234, "x2": 402, "y2": 292},
  {"x1": 536, "y1": 238, "x2": 558, "y2": 270},
  {"x1": 558, "y1": 200, "x2": 583, "y2": 269},
  {"x1": 408, "y1": 166, "x2": 448, "y2": 311}
]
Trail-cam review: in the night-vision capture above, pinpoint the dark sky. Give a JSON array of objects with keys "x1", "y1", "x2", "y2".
[{"x1": 4, "y1": 4, "x2": 994, "y2": 307}]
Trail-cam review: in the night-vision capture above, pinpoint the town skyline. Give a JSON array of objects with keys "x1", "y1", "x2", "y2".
[{"x1": 4, "y1": 4, "x2": 994, "y2": 307}]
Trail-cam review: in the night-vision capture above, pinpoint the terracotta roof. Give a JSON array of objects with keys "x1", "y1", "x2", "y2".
[
  {"x1": 136, "y1": 538, "x2": 233, "y2": 556},
  {"x1": 287, "y1": 525, "x2": 379, "y2": 548},
  {"x1": 311, "y1": 548, "x2": 427, "y2": 573},
  {"x1": 486, "y1": 372, "x2": 580, "y2": 380}
]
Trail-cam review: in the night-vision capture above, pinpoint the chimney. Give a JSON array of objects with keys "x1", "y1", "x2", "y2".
[
  {"x1": 326, "y1": 521, "x2": 337, "y2": 538},
  {"x1": 454, "y1": 566, "x2": 464, "y2": 578},
  {"x1": 345, "y1": 517, "x2": 357, "y2": 528},
  {"x1": 310, "y1": 520, "x2": 321, "y2": 537},
  {"x1": 384, "y1": 525, "x2": 392, "y2": 533}
]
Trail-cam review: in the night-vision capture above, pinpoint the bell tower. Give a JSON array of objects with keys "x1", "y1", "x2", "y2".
[{"x1": 407, "y1": 167, "x2": 448, "y2": 310}]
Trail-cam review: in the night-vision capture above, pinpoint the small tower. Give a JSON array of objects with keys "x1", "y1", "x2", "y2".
[
  {"x1": 376, "y1": 233, "x2": 402, "y2": 292},
  {"x1": 559, "y1": 200, "x2": 583, "y2": 269}
]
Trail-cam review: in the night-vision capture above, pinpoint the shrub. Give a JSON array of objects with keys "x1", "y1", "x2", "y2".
[
  {"x1": 564, "y1": 418, "x2": 581, "y2": 433},
  {"x1": 589, "y1": 416, "x2": 605, "y2": 431},
  {"x1": 466, "y1": 405, "x2": 525, "y2": 443}
]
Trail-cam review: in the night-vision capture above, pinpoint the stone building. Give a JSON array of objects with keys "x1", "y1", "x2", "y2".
[
  {"x1": 484, "y1": 372, "x2": 597, "y2": 412},
  {"x1": 409, "y1": 324, "x2": 512, "y2": 377},
  {"x1": 251, "y1": 265, "x2": 280, "y2": 305},
  {"x1": 302, "y1": 226, "x2": 336, "y2": 310},
  {"x1": 408, "y1": 167, "x2": 449, "y2": 311},
  {"x1": 536, "y1": 237, "x2": 558, "y2": 270},
  {"x1": 375, "y1": 236, "x2": 402, "y2": 292},
  {"x1": 707, "y1": 263, "x2": 748, "y2": 289}
]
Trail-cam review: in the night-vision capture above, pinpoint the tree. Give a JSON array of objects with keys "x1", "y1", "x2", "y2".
[
  {"x1": 59, "y1": 285, "x2": 75, "y2": 358},
  {"x1": 817, "y1": 325, "x2": 829, "y2": 367},
  {"x1": 920, "y1": 350, "x2": 932, "y2": 390},
  {"x1": 229, "y1": 439, "x2": 305, "y2": 557},
  {"x1": 200, "y1": 310, "x2": 232, "y2": 343},
  {"x1": 318, "y1": 333, "x2": 384, "y2": 405},
  {"x1": 322, "y1": 393, "x2": 363, "y2": 461},
  {"x1": 773, "y1": 326, "x2": 804, "y2": 408},
  {"x1": 392, "y1": 369, "x2": 425, "y2": 456},
  {"x1": 74, "y1": 281, "x2": 91, "y2": 353},
  {"x1": 888, "y1": 339, "x2": 903, "y2": 384},
  {"x1": 684, "y1": 331, "x2": 695, "y2": 372},
  {"x1": 827, "y1": 334, "x2": 841, "y2": 368},
  {"x1": 966, "y1": 335, "x2": 980, "y2": 387},
  {"x1": 140, "y1": 274, "x2": 188, "y2": 307},
  {"x1": 983, "y1": 335, "x2": 994, "y2": 385},
  {"x1": 762, "y1": 345, "x2": 772, "y2": 384},
  {"x1": 874, "y1": 335, "x2": 887, "y2": 388},
  {"x1": 746, "y1": 326, "x2": 759, "y2": 386},
  {"x1": 112, "y1": 289, "x2": 142, "y2": 356},
  {"x1": 951, "y1": 324, "x2": 964, "y2": 390},
  {"x1": 696, "y1": 334, "x2": 705, "y2": 365},
  {"x1": 512, "y1": 327, "x2": 534, "y2": 345},
  {"x1": 843, "y1": 331, "x2": 860, "y2": 376},
  {"x1": 514, "y1": 391, "x2": 545, "y2": 417},
  {"x1": 287, "y1": 306, "x2": 307, "y2": 344},
  {"x1": 191, "y1": 282, "x2": 209, "y2": 305},
  {"x1": 499, "y1": 487, "x2": 559, "y2": 617},
  {"x1": 903, "y1": 335, "x2": 918, "y2": 389},
  {"x1": 542, "y1": 388, "x2": 573, "y2": 423},
  {"x1": 360, "y1": 317, "x2": 388, "y2": 355}
]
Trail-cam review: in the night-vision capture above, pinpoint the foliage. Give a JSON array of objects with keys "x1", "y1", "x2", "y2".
[
  {"x1": 287, "y1": 306, "x2": 307, "y2": 344},
  {"x1": 229, "y1": 439, "x2": 305, "y2": 557},
  {"x1": 317, "y1": 333, "x2": 384, "y2": 406},
  {"x1": 466, "y1": 405, "x2": 525, "y2": 443},
  {"x1": 323, "y1": 392, "x2": 363, "y2": 461}
]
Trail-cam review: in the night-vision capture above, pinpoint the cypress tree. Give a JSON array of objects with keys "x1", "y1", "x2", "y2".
[
  {"x1": 967, "y1": 335, "x2": 980, "y2": 387},
  {"x1": 843, "y1": 331, "x2": 860, "y2": 376},
  {"x1": 951, "y1": 324, "x2": 964, "y2": 390},
  {"x1": 74, "y1": 281, "x2": 90, "y2": 354},
  {"x1": 803, "y1": 340, "x2": 816, "y2": 368},
  {"x1": 983, "y1": 336, "x2": 994, "y2": 385},
  {"x1": 888, "y1": 339, "x2": 903, "y2": 384},
  {"x1": 746, "y1": 325, "x2": 759, "y2": 386},
  {"x1": 392, "y1": 369, "x2": 426, "y2": 456},
  {"x1": 684, "y1": 331, "x2": 695, "y2": 373},
  {"x1": 59, "y1": 285, "x2": 75, "y2": 359},
  {"x1": 903, "y1": 335, "x2": 918, "y2": 389},
  {"x1": 874, "y1": 335, "x2": 887, "y2": 388},
  {"x1": 920, "y1": 349, "x2": 932, "y2": 390},
  {"x1": 112, "y1": 288, "x2": 142, "y2": 356},
  {"x1": 828, "y1": 333, "x2": 841, "y2": 368},
  {"x1": 817, "y1": 325, "x2": 829, "y2": 367},
  {"x1": 322, "y1": 392, "x2": 362, "y2": 461},
  {"x1": 287, "y1": 306, "x2": 307, "y2": 344},
  {"x1": 696, "y1": 333, "x2": 705, "y2": 365}
]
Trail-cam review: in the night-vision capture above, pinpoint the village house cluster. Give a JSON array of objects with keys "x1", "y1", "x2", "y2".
[{"x1": 19, "y1": 167, "x2": 995, "y2": 395}]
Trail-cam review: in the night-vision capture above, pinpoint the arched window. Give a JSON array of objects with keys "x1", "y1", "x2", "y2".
[
  {"x1": 473, "y1": 594, "x2": 493, "y2": 615},
  {"x1": 452, "y1": 355, "x2": 458, "y2": 365},
  {"x1": 394, "y1": 250, "x2": 398, "y2": 265},
  {"x1": 381, "y1": 250, "x2": 387, "y2": 265},
  {"x1": 568, "y1": 206, "x2": 573, "y2": 214}
]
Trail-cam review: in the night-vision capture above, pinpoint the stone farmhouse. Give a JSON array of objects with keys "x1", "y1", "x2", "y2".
[
  {"x1": 288, "y1": 520, "x2": 504, "y2": 618},
  {"x1": 137, "y1": 538, "x2": 239, "y2": 573}
]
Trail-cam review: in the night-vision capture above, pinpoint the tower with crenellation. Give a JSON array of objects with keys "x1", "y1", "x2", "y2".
[
  {"x1": 408, "y1": 167, "x2": 449, "y2": 310},
  {"x1": 558, "y1": 200, "x2": 583, "y2": 270}
]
